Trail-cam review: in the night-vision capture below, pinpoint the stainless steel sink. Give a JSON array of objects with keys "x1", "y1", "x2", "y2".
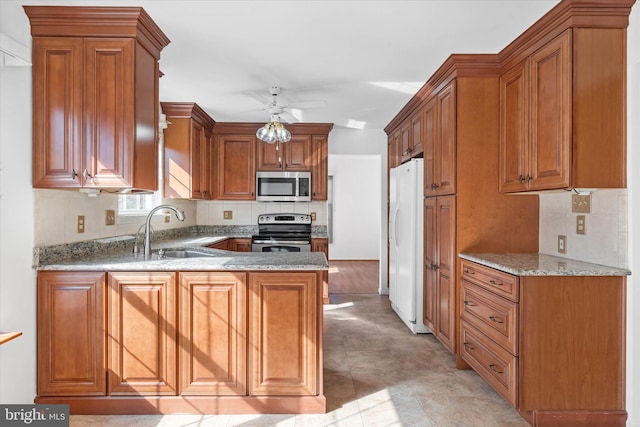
[{"x1": 159, "y1": 249, "x2": 216, "y2": 258}]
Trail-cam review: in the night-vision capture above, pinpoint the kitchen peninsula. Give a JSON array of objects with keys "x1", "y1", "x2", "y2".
[{"x1": 34, "y1": 232, "x2": 328, "y2": 415}]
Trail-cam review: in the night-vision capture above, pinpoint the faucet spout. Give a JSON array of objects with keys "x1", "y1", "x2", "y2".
[{"x1": 143, "y1": 204, "x2": 185, "y2": 260}]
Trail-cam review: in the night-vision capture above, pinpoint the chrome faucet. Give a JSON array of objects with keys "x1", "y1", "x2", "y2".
[{"x1": 143, "y1": 205, "x2": 185, "y2": 260}]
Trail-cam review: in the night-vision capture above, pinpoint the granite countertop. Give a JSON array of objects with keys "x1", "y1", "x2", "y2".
[
  {"x1": 459, "y1": 253, "x2": 631, "y2": 277},
  {"x1": 35, "y1": 230, "x2": 329, "y2": 272}
]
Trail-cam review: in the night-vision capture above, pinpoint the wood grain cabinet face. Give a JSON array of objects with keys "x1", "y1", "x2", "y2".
[
  {"x1": 214, "y1": 134, "x2": 256, "y2": 200},
  {"x1": 500, "y1": 27, "x2": 626, "y2": 193},
  {"x1": 257, "y1": 136, "x2": 311, "y2": 172},
  {"x1": 162, "y1": 103, "x2": 215, "y2": 200},
  {"x1": 423, "y1": 195, "x2": 456, "y2": 353},
  {"x1": 108, "y1": 272, "x2": 177, "y2": 395},
  {"x1": 424, "y1": 81, "x2": 456, "y2": 197},
  {"x1": 500, "y1": 31, "x2": 571, "y2": 193},
  {"x1": 311, "y1": 135, "x2": 328, "y2": 201},
  {"x1": 311, "y1": 238, "x2": 330, "y2": 304},
  {"x1": 179, "y1": 272, "x2": 247, "y2": 395},
  {"x1": 249, "y1": 272, "x2": 319, "y2": 396},
  {"x1": 30, "y1": 37, "x2": 162, "y2": 191},
  {"x1": 37, "y1": 272, "x2": 106, "y2": 396}
]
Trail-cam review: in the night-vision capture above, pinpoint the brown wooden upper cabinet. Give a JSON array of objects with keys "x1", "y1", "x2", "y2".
[
  {"x1": 162, "y1": 102, "x2": 215, "y2": 200},
  {"x1": 424, "y1": 81, "x2": 456, "y2": 197},
  {"x1": 25, "y1": 6, "x2": 170, "y2": 191},
  {"x1": 213, "y1": 133, "x2": 256, "y2": 200},
  {"x1": 499, "y1": 27, "x2": 627, "y2": 193},
  {"x1": 257, "y1": 135, "x2": 311, "y2": 171},
  {"x1": 311, "y1": 135, "x2": 329, "y2": 200}
]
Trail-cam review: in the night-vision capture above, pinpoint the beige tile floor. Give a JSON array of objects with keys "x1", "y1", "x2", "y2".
[{"x1": 70, "y1": 294, "x2": 528, "y2": 427}]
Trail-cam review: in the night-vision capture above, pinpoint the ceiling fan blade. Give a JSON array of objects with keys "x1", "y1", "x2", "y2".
[
  {"x1": 287, "y1": 100, "x2": 326, "y2": 109},
  {"x1": 280, "y1": 111, "x2": 299, "y2": 124}
]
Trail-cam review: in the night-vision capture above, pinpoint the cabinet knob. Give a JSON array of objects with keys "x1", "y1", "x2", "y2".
[
  {"x1": 430, "y1": 183, "x2": 440, "y2": 190},
  {"x1": 526, "y1": 174, "x2": 532, "y2": 182},
  {"x1": 463, "y1": 300, "x2": 476, "y2": 307},
  {"x1": 431, "y1": 264, "x2": 439, "y2": 271},
  {"x1": 71, "y1": 169, "x2": 78, "y2": 180},
  {"x1": 82, "y1": 169, "x2": 93, "y2": 181},
  {"x1": 463, "y1": 269, "x2": 474, "y2": 275},
  {"x1": 518, "y1": 175, "x2": 525, "y2": 183},
  {"x1": 489, "y1": 279, "x2": 502, "y2": 286},
  {"x1": 463, "y1": 342, "x2": 475, "y2": 351}
]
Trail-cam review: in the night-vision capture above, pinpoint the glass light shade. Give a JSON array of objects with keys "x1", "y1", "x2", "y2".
[{"x1": 256, "y1": 119, "x2": 291, "y2": 144}]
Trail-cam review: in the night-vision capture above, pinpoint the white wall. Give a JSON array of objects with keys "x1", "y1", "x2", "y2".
[
  {"x1": 0, "y1": 48, "x2": 36, "y2": 403},
  {"x1": 196, "y1": 200, "x2": 328, "y2": 226},
  {"x1": 328, "y1": 154, "x2": 381, "y2": 260}
]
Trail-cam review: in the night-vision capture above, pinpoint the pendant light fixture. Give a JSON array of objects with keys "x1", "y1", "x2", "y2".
[{"x1": 256, "y1": 114, "x2": 291, "y2": 144}]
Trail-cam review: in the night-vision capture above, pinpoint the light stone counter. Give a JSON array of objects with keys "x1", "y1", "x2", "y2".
[
  {"x1": 459, "y1": 252, "x2": 631, "y2": 276},
  {"x1": 34, "y1": 227, "x2": 328, "y2": 271}
]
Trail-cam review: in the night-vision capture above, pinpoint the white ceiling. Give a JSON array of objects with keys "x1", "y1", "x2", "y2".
[{"x1": 4, "y1": 0, "x2": 560, "y2": 130}]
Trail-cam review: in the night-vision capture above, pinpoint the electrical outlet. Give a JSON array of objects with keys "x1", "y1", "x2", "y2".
[
  {"x1": 223, "y1": 210, "x2": 233, "y2": 220},
  {"x1": 557, "y1": 235, "x2": 566, "y2": 254},
  {"x1": 310, "y1": 212, "x2": 317, "y2": 221},
  {"x1": 576, "y1": 215, "x2": 586, "y2": 235},
  {"x1": 572, "y1": 194, "x2": 591, "y2": 213},
  {"x1": 77, "y1": 215, "x2": 85, "y2": 233},
  {"x1": 164, "y1": 214, "x2": 170, "y2": 223},
  {"x1": 105, "y1": 209, "x2": 115, "y2": 226}
]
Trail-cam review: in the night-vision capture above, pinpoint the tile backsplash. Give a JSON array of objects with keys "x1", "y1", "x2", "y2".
[
  {"x1": 538, "y1": 189, "x2": 628, "y2": 268},
  {"x1": 34, "y1": 190, "x2": 328, "y2": 247},
  {"x1": 33, "y1": 189, "x2": 196, "y2": 246}
]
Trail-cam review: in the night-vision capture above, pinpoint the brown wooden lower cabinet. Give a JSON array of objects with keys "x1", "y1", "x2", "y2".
[
  {"x1": 37, "y1": 271, "x2": 106, "y2": 396},
  {"x1": 35, "y1": 269, "x2": 324, "y2": 414},
  {"x1": 311, "y1": 238, "x2": 329, "y2": 303},
  {"x1": 249, "y1": 272, "x2": 318, "y2": 396},
  {"x1": 108, "y1": 272, "x2": 178, "y2": 395},
  {"x1": 179, "y1": 272, "x2": 246, "y2": 395},
  {"x1": 459, "y1": 260, "x2": 627, "y2": 427}
]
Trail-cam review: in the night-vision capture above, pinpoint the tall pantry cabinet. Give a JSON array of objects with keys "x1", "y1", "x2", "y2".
[
  {"x1": 385, "y1": 55, "x2": 540, "y2": 361},
  {"x1": 25, "y1": 6, "x2": 170, "y2": 192}
]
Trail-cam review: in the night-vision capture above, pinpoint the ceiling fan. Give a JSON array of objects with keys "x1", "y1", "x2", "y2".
[{"x1": 247, "y1": 86, "x2": 325, "y2": 123}]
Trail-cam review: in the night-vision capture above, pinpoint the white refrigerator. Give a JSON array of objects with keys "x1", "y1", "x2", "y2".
[{"x1": 389, "y1": 158, "x2": 431, "y2": 334}]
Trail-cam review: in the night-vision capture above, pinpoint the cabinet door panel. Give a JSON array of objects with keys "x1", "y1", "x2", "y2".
[
  {"x1": 37, "y1": 272, "x2": 106, "y2": 396},
  {"x1": 499, "y1": 60, "x2": 529, "y2": 193},
  {"x1": 400, "y1": 121, "x2": 412, "y2": 163},
  {"x1": 256, "y1": 141, "x2": 282, "y2": 171},
  {"x1": 32, "y1": 38, "x2": 83, "y2": 188},
  {"x1": 436, "y1": 195, "x2": 456, "y2": 353},
  {"x1": 249, "y1": 273, "x2": 318, "y2": 396},
  {"x1": 410, "y1": 109, "x2": 424, "y2": 157},
  {"x1": 285, "y1": 135, "x2": 311, "y2": 171},
  {"x1": 179, "y1": 272, "x2": 246, "y2": 395},
  {"x1": 312, "y1": 135, "x2": 328, "y2": 200},
  {"x1": 423, "y1": 98, "x2": 438, "y2": 196},
  {"x1": 423, "y1": 198, "x2": 437, "y2": 330},
  {"x1": 436, "y1": 81, "x2": 456, "y2": 196},
  {"x1": 108, "y1": 272, "x2": 177, "y2": 395},
  {"x1": 528, "y1": 31, "x2": 571, "y2": 190},
  {"x1": 84, "y1": 38, "x2": 135, "y2": 188},
  {"x1": 215, "y1": 135, "x2": 256, "y2": 199}
]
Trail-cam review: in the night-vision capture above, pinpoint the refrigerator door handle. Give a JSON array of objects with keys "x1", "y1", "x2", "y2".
[{"x1": 394, "y1": 208, "x2": 400, "y2": 247}]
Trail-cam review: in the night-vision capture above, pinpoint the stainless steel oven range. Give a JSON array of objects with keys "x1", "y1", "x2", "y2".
[{"x1": 251, "y1": 213, "x2": 312, "y2": 253}]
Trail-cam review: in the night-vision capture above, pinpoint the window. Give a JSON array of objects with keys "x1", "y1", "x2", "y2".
[{"x1": 117, "y1": 192, "x2": 162, "y2": 222}]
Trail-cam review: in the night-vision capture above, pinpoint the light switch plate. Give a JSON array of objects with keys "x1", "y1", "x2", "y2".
[
  {"x1": 77, "y1": 215, "x2": 85, "y2": 233},
  {"x1": 558, "y1": 235, "x2": 566, "y2": 254},
  {"x1": 572, "y1": 194, "x2": 591, "y2": 213}
]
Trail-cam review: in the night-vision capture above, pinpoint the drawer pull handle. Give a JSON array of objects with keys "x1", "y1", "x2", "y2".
[
  {"x1": 464, "y1": 269, "x2": 475, "y2": 275},
  {"x1": 489, "y1": 364, "x2": 503, "y2": 374},
  {"x1": 463, "y1": 342, "x2": 475, "y2": 351},
  {"x1": 463, "y1": 300, "x2": 476, "y2": 307},
  {"x1": 489, "y1": 279, "x2": 502, "y2": 286},
  {"x1": 489, "y1": 316, "x2": 503, "y2": 324}
]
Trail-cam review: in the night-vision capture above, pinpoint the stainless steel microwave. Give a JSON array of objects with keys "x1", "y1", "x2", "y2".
[{"x1": 256, "y1": 171, "x2": 311, "y2": 202}]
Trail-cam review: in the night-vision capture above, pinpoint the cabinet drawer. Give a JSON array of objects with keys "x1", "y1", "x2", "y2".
[
  {"x1": 461, "y1": 260, "x2": 518, "y2": 302},
  {"x1": 460, "y1": 320, "x2": 517, "y2": 408},
  {"x1": 460, "y1": 280, "x2": 518, "y2": 355}
]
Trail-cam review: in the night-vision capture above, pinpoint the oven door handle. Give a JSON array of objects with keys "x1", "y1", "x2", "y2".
[{"x1": 252, "y1": 240, "x2": 311, "y2": 245}]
